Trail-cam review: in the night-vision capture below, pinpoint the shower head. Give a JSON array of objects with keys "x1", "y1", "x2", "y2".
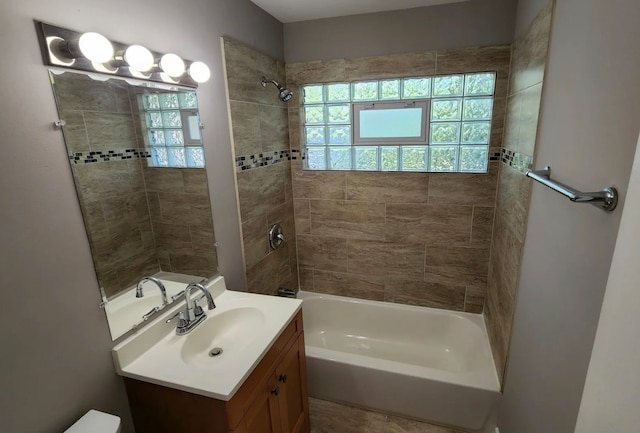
[{"x1": 261, "y1": 76, "x2": 293, "y2": 102}]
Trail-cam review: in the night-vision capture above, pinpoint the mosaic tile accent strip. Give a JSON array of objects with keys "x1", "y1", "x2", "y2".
[
  {"x1": 501, "y1": 148, "x2": 533, "y2": 172},
  {"x1": 489, "y1": 149, "x2": 502, "y2": 161},
  {"x1": 235, "y1": 149, "x2": 291, "y2": 172},
  {"x1": 68, "y1": 148, "x2": 150, "y2": 164},
  {"x1": 291, "y1": 149, "x2": 306, "y2": 161}
]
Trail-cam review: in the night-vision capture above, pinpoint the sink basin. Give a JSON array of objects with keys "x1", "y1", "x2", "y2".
[
  {"x1": 112, "y1": 277, "x2": 302, "y2": 401},
  {"x1": 180, "y1": 307, "x2": 266, "y2": 367}
]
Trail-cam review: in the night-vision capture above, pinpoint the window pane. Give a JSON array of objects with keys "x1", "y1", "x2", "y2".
[
  {"x1": 327, "y1": 104, "x2": 350, "y2": 123},
  {"x1": 433, "y1": 75, "x2": 464, "y2": 97},
  {"x1": 168, "y1": 147, "x2": 186, "y2": 167},
  {"x1": 429, "y1": 146, "x2": 459, "y2": 172},
  {"x1": 151, "y1": 147, "x2": 168, "y2": 167},
  {"x1": 149, "y1": 130, "x2": 165, "y2": 145},
  {"x1": 304, "y1": 106, "x2": 325, "y2": 124},
  {"x1": 303, "y1": 85, "x2": 324, "y2": 103},
  {"x1": 461, "y1": 122, "x2": 491, "y2": 144},
  {"x1": 432, "y1": 99, "x2": 462, "y2": 121},
  {"x1": 402, "y1": 78, "x2": 431, "y2": 98},
  {"x1": 355, "y1": 147, "x2": 379, "y2": 170},
  {"x1": 463, "y1": 98, "x2": 493, "y2": 120},
  {"x1": 159, "y1": 93, "x2": 179, "y2": 109},
  {"x1": 178, "y1": 92, "x2": 198, "y2": 108},
  {"x1": 327, "y1": 83, "x2": 350, "y2": 102},
  {"x1": 380, "y1": 80, "x2": 400, "y2": 100},
  {"x1": 328, "y1": 147, "x2": 352, "y2": 170},
  {"x1": 360, "y1": 107, "x2": 423, "y2": 138},
  {"x1": 464, "y1": 73, "x2": 496, "y2": 96},
  {"x1": 430, "y1": 122, "x2": 461, "y2": 144},
  {"x1": 165, "y1": 130, "x2": 184, "y2": 146},
  {"x1": 142, "y1": 94, "x2": 160, "y2": 110},
  {"x1": 401, "y1": 146, "x2": 428, "y2": 171},
  {"x1": 305, "y1": 126, "x2": 326, "y2": 145},
  {"x1": 161, "y1": 111, "x2": 182, "y2": 128},
  {"x1": 328, "y1": 126, "x2": 351, "y2": 145},
  {"x1": 186, "y1": 147, "x2": 205, "y2": 168},
  {"x1": 381, "y1": 147, "x2": 399, "y2": 171},
  {"x1": 460, "y1": 146, "x2": 489, "y2": 172},
  {"x1": 353, "y1": 81, "x2": 378, "y2": 101},
  {"x1": 146, "y1": 112, "x2": 163, "y2": 128},
  {"x1": 186, "y1": 114, "x2": 202, "y2": 142},
  {"x1": 307, "y1": 147, "x2": 327, "y2": 170}
]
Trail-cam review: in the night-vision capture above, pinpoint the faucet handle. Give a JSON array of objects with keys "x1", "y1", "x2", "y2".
[{"x1": 193, "y1": 298, "x2": 204, "y2": 317}]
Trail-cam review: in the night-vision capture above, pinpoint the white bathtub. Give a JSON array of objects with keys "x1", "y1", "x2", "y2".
[{"x1": 298, "y1": 291, "x2": 501, "y2": 432}]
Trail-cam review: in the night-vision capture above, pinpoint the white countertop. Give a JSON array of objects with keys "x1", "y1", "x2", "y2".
[{"x1": 112, "y1": 277, "x2": 302, "y2": 401}]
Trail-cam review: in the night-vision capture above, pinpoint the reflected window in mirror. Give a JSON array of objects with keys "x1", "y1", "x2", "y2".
[{"x1": 139, "y1": 92, "x2": 205, "y2": 168}]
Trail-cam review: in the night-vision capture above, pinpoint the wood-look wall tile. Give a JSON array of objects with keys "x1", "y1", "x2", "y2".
[
  {"x1": 385, "y1": 204, "x2": 473, "y2": 246},
  {"x1": 465, "y1": 286, "x2": 486, "y2": 314},
  {"x1": 294, "y1": 199, "x2": 311, "y2": 234},
  {"x1": 246, "y1": 244, "x2": 292, "y2": 295},
  {"x1": 384, "y1": 279, "x2": 465, "y2": 311},
  {"x1": 424, "y1": 247, "x2": 489, "y2": 288},
  {"x1": 288, "y1": 108, "x2": 301, "y2": 151},
  {"x1": 182, "y1": 169, "x2": 209, "y2": 195},
  {"x1": 101, "y1": 192, "x2": 148, "y2": 225},
  {"x1": 61, "y1": 110, "x2": 89, "y2": 153},
  {"x1": 229, "y1": 101, "x2": 262, "y2": 156},
  {"x1": 483, "y1": 293, "x2": 509, "y2": 383},
  {"x1": 152, "y1": 222, "x2": 193, "y2": 254},
  {"x1": 143, "y1": 167, "x2": 185, "y2": 193},
  {"x1": 348, "y1": 240, "x2": 425, "y2": 280},
  {"x1": 260, "y1": 105, "x2": 290, "y2": 152},
  {"x1": 503, "y1": 92, "x2": 523, "y2": 151},
  {"x1": 517, "y1": 83, "x2": 544, "y2": 157},
  {"x1": 286, "y1": 59, "x2": 348, "y2": 85},
  {"x1": 344, "y1": 51, "x2": 436, "y2": 81},
  {"x1": 299, "y1": 267, "x2": 314, "y2": 291},
  {"x1": 313, "y1": 271, "x2": 385, "y2": 301},
  {"x1": 490, "y1": 97, "x2": 507, "y2": 148},
  {"x1": 297, "y1": 235, "x2": 348, "y2": 273},
  {"x1": 157, "y1": 192, "x2": 213, "y2": 227},
  {"x1": 169, "y1": 253, "x2": 217, "y2": 278},
  {"x1": 310, "y1": 200, "x2": 385, "y2": 241},
  {"x1": 346, "y1": 172, "x2": 429, "y2": 203},
  {"x1": 237, "y1": 163, "x2": 286, "y2": 222},
  {"x1": 496, "y1": 165, "x2": 532, "y2": 242},
  {"x1": 242, "y1": 214, "x2": 269, "y2": 270},
  {"x1": 509, "y1": 1, "x2": 553, "y2": 94},
  {"x1": 54, "y1": 72, "x2": 119, "y2": 112},
  {"x1": 84, "y1": 112, "x2": 136, "y2": 150},
  {"x1": 292, "y1": 169, "x2": 346, "y2": 200},
  {"x1": 471, "y1": 206, "x2": 495, "y2": 248},
  {"x1": 223, "y1": 38, "x2": 280, "y2": 84},
  {"x1": 427, "y1": 164, "x2": 498, "y2": 206},
  {"x1": 190, "y1": 225, "x2": 217, "y2": 256}
]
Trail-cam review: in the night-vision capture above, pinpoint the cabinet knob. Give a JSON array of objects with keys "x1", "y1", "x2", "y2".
[
  {"x1": 279, "y1": 374, "x2": 288, "y2": 383},
  {"x1": 270, "y1": 386, "x2": 280, "y2": 396}
]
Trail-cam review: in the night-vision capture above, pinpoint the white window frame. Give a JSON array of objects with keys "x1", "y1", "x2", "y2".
[{"x1": 352, "y1": 100, "x2": 430, "y2": 145}]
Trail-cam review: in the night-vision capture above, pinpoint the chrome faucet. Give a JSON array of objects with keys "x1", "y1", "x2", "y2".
[
  {"x1": 135, "y1": 276, "x2": 168, "y2": 306},
  {"x1": 175, "y1": 282, "x2": 216, "y2": 335}
]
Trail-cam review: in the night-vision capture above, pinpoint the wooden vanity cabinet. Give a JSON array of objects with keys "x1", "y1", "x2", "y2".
[{"x1": 124, "y1": 311, "x2": 310, "y2": 433}]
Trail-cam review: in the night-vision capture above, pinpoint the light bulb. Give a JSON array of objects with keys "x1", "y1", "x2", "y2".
[
  {"x1": 124, "y1": 45, "x2": 154, "y2": 72},
  {"x1": 159, "y1": 53, "x2": 185, "y2": 77},
  {"x1": 188, "y1": 61, "x2": 211, "y2": 83},
  {"x1": 78, "y1": 32, "x2": 114, "y2": 63}
]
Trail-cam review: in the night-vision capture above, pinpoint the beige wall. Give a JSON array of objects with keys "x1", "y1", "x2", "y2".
[
  {"x1": 498, "y1": 0, "x2": 640, "y2": 432},
  {"x1": 222, "y1": 38, "x2": 299, "y2": 295},
  {"x1": 484, "y1": 1, "x2": 553, "y2": 384},
  {"x1": 284, "y1": 0, "x2": 517, "y2": 63},
  {"x1": 0, "y1": 1, "x2": 282, "y2": 433},
  {"x1": 286, "y1": 46, "x2": 511, "y2": 312}
]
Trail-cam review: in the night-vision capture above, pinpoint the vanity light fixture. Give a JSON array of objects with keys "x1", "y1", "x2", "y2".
[
  {"x1": 188, "y1": 61, "x2": 211, "y2": 83},
  {"x1": 159, "y1": 53, "x2": 186, "y2": 77},
  {"x1": 118, "y1": 44, "x2": 154, "y2": 72},
  {"x1": 36, "y1": 21, "x2": 210, "y2": 88}
]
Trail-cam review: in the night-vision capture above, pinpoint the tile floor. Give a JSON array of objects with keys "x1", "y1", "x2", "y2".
[{"x1": 309, "y1": 398, "x2": 467, "y2": 433}]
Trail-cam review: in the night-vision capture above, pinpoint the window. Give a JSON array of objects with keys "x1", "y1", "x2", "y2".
[
  {"x1": 139, "y1": 91, "x2": 205, "y2": 168},
  {"x1": 302, "y1": 73, "x2": 496, "y2": 172}
]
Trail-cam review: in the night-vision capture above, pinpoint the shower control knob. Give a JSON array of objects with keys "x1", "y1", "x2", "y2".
[
  {"x1": 279, "y1": 374, "x2": 288, "y2": 383},
  {"x1": 271, "y1": 386, "x2": 280, "y2": 396}
]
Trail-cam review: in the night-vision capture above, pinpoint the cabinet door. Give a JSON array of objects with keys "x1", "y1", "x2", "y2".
[
  {"x1": 276, "y1": 336, "x2": 310, "y2": 433},
  {"x1": 244, "y1": 376, "x2": 282, "y2": 433}
]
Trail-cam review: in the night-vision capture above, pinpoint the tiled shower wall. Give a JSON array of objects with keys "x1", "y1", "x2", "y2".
[
  {"x1": 222, "y1": 38, "x2": 299, "y2": 295},
  {"x1": 484, "y1": 1, "x2": 553, "y2": 383},
  {"x1": 286, "y1": 46, "x2": 511, "y2": 312},
  {"x1": 55, "y1": 73, "x2": 217, "y2": 298}
]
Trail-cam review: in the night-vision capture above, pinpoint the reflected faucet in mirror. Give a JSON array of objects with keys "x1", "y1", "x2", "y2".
[
  {"x1": 136, "y1": 276, "x2": 169, "y2": 306},
  {"x1": 48, "y1": 69, "x2": 220, "y2": 340}
]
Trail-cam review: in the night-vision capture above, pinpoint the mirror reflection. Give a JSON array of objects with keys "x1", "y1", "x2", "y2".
[{"x1": 49, "y1": 70, "x2": 218, "y2": 340}]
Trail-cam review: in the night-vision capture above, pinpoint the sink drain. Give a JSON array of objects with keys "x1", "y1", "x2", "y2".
[{"x1": 209, "y1": 347, "x2": 223, "y2": 357}]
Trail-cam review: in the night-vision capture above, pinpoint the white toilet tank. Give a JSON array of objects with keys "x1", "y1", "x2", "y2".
[{"x1": 64, "y1": 410, "x2": 121, "y2": 433}]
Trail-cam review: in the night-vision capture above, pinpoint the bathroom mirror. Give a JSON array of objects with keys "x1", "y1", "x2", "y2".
[{"x1": 49, "y1": 69, "x2": 219, "y2": 340}]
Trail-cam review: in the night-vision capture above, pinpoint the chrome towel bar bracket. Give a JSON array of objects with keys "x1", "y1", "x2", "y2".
[{"x1": 526, "y1": 166, "x2": 618, "y2": 212}]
